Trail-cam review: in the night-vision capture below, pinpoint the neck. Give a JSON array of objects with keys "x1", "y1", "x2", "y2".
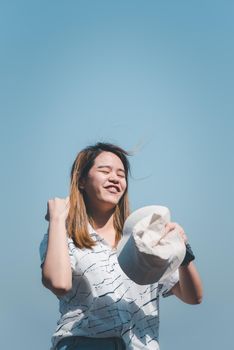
[{"x1": 87, "y1": 205, "x2": 116, "y2": 231}]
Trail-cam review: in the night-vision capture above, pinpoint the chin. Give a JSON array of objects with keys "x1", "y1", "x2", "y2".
[
  {"x1": 98, "y1": 192, "x2": 122, "y2": 208},
  {"x1": 101, "y1": 198, "x2": 119, "y2": 209},
  {"x1": 106, "y1": 199, "x2": 119, "y2": 206}
]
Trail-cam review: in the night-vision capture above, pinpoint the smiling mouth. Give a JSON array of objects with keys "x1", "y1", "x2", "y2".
[{"x1": 105, "y1": 186, "x2": 119, "y2": 194}]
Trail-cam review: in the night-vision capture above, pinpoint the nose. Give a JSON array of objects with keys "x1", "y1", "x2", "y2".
[{"x1": 108, "y1": 172, "x2": 119, "y2": 183}]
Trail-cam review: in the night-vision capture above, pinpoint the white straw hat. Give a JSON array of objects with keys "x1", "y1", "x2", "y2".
[{"x1": 116, "y1": 205, "x2": 186, "y2": 285}]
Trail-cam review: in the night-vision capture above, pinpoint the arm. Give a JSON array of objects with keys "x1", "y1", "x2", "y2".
[
  {"x1": 41, "y1": 197, "x2": 72, "y2": 296},
  {"x1": 171, "y1": 261, "x2": 203, "y2": 304},
  {"x1": 165, "y1": 222, "x2": 203, "y2": 304}
]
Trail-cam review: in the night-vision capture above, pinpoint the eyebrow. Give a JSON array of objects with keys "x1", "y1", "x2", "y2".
[{"x1": 97, "y1": 165, "x2": 126, "y2": 173}]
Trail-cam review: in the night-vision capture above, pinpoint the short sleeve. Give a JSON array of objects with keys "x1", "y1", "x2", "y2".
[
  {"x1": 39, "y1": 233, "x2": 76, "y2": 272},
  {"x1": 39, "y1": 233, "x2": 49, "y2": 268},
  {"x1": 159, "y1": 269, "x2": 179, "y2": 298}
]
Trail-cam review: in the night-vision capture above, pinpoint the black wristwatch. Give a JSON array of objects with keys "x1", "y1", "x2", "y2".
[{"x1": 181, "y1": 243, "x2": 195, "y2": 266}]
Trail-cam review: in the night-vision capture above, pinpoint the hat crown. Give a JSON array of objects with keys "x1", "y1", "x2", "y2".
[{"x1": 117, "y1": 205, "x2": 186, "y2": 285}]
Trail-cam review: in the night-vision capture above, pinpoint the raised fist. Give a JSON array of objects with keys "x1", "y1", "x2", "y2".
[{"x1": 45, "y1": 196, "x2": 70, "y2": 222}]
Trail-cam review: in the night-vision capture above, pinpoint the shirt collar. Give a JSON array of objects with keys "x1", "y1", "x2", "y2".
[
  {"x1": 87, "y1": 222, "x2": 96, "y2": 235},
  {"x1": 87, "y1": 223, "x2": 117, "y2": 250},
  {"x1": 87, "y1": 223, "x2": 105, "y2": 243}
]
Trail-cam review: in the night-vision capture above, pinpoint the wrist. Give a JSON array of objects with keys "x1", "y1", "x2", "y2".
[
  {"x1": 49, "y1": 216, "x2": 67, "y2": 228},
  {"x1": 181, "y1": 243, "x2": 195, "y2": 266}
]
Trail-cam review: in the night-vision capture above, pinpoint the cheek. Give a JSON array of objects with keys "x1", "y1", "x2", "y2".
[
  {"x1": 86, "y1": 174, "x2": 104, "y2": 191},
  {"x1": 121, "y1": 180, "x2": 127, "y2": 192}
]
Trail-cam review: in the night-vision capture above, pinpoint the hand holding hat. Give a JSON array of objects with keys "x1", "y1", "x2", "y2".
[
  {"x1": 117, "y1": 205, "x2": 190, "y2": 285},
  {"x1": 164, "y1": 222, "x2": 195, "y2": 266}
]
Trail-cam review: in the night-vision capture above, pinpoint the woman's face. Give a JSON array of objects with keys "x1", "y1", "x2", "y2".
[{"x1": 81, "y1": 151, "x2": 127, "y2": 211}]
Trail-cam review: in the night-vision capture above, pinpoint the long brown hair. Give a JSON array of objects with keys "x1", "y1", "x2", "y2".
[{"x1": 66, "y1": 142, "x2": 131, "y2": 249}]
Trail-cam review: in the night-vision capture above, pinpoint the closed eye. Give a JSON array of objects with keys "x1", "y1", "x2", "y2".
[{"x1": 99, "y1": 170, "x2": 125, "y2": 179}]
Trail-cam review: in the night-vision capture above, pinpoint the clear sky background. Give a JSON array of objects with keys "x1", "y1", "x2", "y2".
[{"x1": 1, "y1": 1, "x2": 233, "y2": 349}]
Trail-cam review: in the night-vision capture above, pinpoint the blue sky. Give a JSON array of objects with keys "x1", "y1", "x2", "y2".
[{"x1": 1, "y1": 1, "x2": 233, "y2": 349}]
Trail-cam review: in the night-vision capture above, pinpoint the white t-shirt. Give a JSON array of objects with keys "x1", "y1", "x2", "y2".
[{"x1": 39, "y1": 224, "x2": 179, "y2": 350}]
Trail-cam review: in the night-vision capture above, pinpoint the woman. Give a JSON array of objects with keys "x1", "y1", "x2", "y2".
[{"x1": 40, "y1": 142, "x2": 203, "y2": 350}]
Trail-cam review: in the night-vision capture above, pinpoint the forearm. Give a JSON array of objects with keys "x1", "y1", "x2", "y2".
[
  {"x1": 42, "y1": 217, "x2": 72, "y2": 292},
  {"x1": 175, "y1": 262, "x2": 203, "y2": 304}
]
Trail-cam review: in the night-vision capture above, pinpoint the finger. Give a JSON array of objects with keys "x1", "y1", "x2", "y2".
[
  {"x1": 178, "y1": 229, "x2": 188, "y2": 243},
  {"x1": 183, "y1": 232, "x2": 188, "y2": 243},
  {"x1": 165, "y1": 222, "x2": 176, "y2": 232},
  {"x1": 165, "y1": 227, "x2": 174, "y2": 234},
  {"x1": 166, "y1": 222, "x2": 177, "y2": 227}
]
